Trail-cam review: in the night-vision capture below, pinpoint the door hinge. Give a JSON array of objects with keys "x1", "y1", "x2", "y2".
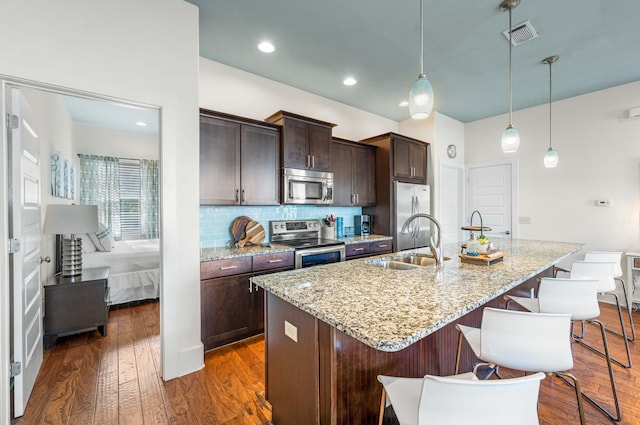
[
  {"x1": 10, "y1": 361, "x2": 21, "y2": 378},
  {"x1": 8, "y1": 238, "x2": 20, "y2": 254},
  {"x1": 6, "y1": 114, "x2": 19, "y2": 130}
]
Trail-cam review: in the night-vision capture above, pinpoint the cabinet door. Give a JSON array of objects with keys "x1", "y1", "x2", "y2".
[
  {"x1": 308, "y1": 124, "x2": 331, "y2": 171},
  {"x1": 200, "y1": 116, "x2": 241, "y2": 204},
  {"x1": 392, "y1": 137, "x2": 413, "y2": 181},
  {"x1": 410, "y1": 141, "x2": 427, "y2": 183},
  {"x1": 241, "y1": 125, "x2": 280, "y2": 205},
  {"x1": 201, "y1": 274, "x2": 253, "y2": 350},
  {"x1": 282, "y1": 117, "x2": 309, "y2": 169},
  {"x1": 353, "y1": 145, "x2": 376, "y2": 206},
  {"x1": 331, "y1": 141, "x2": 354, "y2": 206}
]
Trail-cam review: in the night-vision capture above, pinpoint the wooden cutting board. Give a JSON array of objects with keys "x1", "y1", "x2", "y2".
[
  {"x1": 229, "y1": 216, "x2": 252, "y2": 247},
  {"x1": 238, "y1": 221, "x2": 265, "y2": 247}
]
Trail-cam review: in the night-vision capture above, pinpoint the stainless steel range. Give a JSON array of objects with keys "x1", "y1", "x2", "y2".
[{"x1": 270, "y1": 219, "x2": 345, "y2": 269}]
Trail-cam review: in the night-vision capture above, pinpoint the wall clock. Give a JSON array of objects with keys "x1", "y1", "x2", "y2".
[{"x1": 447, "y1": 144, "x2": 457, "y2": 158}]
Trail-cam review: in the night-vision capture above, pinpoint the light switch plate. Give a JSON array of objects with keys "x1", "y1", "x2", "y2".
[{"x1": 284, "y1": 320, "x2": 298, "y2": 342}]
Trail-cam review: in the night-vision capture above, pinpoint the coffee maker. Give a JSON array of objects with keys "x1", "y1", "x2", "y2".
[{"x1": 354, "y1": 215, "x2": 370, "y2": 236}]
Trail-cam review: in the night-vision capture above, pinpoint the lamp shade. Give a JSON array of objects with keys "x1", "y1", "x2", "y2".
[
  {"x1": 501, "y1": 125, "x2": 520, "y2": 153},
  {"x1": 43, "y1": 205, "x2": 99, "y2": 235},
  {"x1": 409, "y1": 74, "x2": 434, "y2": 119},
  {"x1": 544, "y1": 147, "x2": 559, "y2": 168}
]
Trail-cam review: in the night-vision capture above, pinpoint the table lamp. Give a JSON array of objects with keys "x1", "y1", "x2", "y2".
[{"x1": 43, "y1": 205, "x2": 99, "y2": 277}]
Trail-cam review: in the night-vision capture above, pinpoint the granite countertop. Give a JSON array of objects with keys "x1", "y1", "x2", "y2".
[
  {"x1": 252, "y1": 239, "x2": 583, "y2": 352},
  {"x1": 200, "y1": 234, "x2": 392, "y2": 262}
]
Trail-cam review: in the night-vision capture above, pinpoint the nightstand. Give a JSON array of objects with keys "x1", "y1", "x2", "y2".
[{"x1": 43, "y1": 266, "x2": 110, "y2": 348}]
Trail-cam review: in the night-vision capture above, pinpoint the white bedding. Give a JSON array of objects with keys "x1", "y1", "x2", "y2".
[{"x1": 83, "y1": 239, "x2": 160, "y2": 305}]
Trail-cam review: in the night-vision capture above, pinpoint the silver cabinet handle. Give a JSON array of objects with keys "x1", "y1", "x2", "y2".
[
  {"x1": 249, "y1": 276, "x2": 252, "y2": 293},
  {"x1": 220, "y1": 265, "x2": 238, "y2": 270},
  {"x1": 377, "y1": 244, "x2": 388, "y2": 248},
  {"x1": 235, "y1": 189, "x2": 239, "y2": 202},
  {"x1": 241, "y1": 189, "x2": 245, "y2": 203},
  {"x1": 311, "y1": 155, "x2": 315, "y2": 168},
  {"x1": 353, "y1": 247, "x2": 365, "y2": 252},
  {"x1": 268, "y1": 259, "x2": 283, "y2": 263}
]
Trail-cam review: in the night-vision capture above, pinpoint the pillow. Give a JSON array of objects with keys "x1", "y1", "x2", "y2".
[
  {"x1": 88, "y1": 223, "x2": 115, "y2": 252},
  {"x1": 78, "y1": 234, "x2": 97, "y2": 253}
]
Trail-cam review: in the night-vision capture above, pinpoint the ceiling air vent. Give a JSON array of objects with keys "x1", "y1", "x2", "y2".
[{"x1": 502, "y1": 20, "x2": 538, "y2": 46}]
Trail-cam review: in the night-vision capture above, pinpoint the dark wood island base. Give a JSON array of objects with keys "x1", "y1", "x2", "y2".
[{"x1": 265, "y1": 269, "x2": 549, "y2": 425}]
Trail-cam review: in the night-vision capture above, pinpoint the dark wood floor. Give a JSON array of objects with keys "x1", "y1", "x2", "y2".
[{"x1": 11, "y1": 300, "x2": 640, "y2": 424}]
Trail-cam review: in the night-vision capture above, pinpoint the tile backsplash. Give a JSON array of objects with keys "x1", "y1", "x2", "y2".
[{"x1": 200, "y1": 205, "x2": 363, "y2": 248}]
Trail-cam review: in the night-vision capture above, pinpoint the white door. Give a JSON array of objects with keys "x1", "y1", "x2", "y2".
[
  {"x1": 439, "y1": 164, "x2": 463, "y2": 245},
  {"x1": 9, "y1": 88, "x2": 43, "y2": 417},
  {"x1": 467, "y1": 163, "x2": 513, "y2": 244}
]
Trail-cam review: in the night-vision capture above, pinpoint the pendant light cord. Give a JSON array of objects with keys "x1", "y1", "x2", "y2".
[
  {"x1": 548, "y1": 60, "x2": 552, "y2": 149},
  {"x1": 508, "y1": 6, "x2": 513, "y2": 126},
  {"x1": 419, "y1": 0, "x2": 424, "y2": 75}
]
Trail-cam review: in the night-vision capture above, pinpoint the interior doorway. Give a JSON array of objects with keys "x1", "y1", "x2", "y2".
[
  {"x1": 466, "y1": 159, "x2": 518, "y2": 242},
  {"x1": 3, "y1": 80, "x2": 161, "y2": 418}
]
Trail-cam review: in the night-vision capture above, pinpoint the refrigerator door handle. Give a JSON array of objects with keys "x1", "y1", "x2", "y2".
[{"x1": 412, "y1": 196, "x2": 418, "y2": 239}]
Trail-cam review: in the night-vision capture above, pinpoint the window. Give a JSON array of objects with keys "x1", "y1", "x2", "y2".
[{"x1": 79, "y1": 154, "x2": 159, "y2": 241}]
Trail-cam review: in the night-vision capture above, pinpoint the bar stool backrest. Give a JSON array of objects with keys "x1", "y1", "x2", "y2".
[
  {"x1": 418, "y1": 372, "x2": 545, "y2": 425},
  {"x1": 570, "y1": 261, "x2": 616, "y2": 293},
  {"x1": 537, "y1": 277, "x2": 600, "y2": 321},
  {"x1": 480, "y1": 307, "x2": 573, "y2": 373},
  {"x1": 583, "y1": 251, "x2": 623, "y2": 277}
]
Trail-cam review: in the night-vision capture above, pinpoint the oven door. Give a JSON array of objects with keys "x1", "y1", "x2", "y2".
[{"x1": 295, "y1": 245, "x2": 345, "y2": 269}]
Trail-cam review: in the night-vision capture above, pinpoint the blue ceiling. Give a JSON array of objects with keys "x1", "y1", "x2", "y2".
[{"x1": 187, "y1": 0, "x2": 640, "y2": 123}]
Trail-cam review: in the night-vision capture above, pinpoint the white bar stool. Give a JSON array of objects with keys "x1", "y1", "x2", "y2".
[
  {"x1": 454, "y1": 307, "x2": 586, "y2": 425},
  {"x1": 583, "y1": 251, "x2": 636, "y2": 341},
  {"x1": 506, "y1": 277, "x2": 622, "y2": 422},
  {"x1": 377, "y1": 371, "x2": 545, "y2": 425}
]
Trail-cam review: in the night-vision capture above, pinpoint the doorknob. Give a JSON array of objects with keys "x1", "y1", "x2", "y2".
[{"x1": 39, "y1": 256, "x2": 51, "y2": 264}]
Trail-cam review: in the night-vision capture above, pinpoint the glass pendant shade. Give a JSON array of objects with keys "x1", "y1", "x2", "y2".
[
  {"x1": 409, "y1": 74, "x2": 434, "y2": 119},
  {"x1": 501, "y1": 125, "x2": 520, "y2": 153},
  {"x1": 544, "y1": 147, "x2": 558, "y2": 168}
]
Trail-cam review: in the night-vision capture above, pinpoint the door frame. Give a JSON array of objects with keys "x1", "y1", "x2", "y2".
[
  {"x1": 437, "y1": 160, "x2": 465, "y2": 244},
  {"x1": 0, "y1": 77, "x2": 162, "y2": 422},
  {"x1": 465, "y1": 158, "x2": 519, "y2": 239}
]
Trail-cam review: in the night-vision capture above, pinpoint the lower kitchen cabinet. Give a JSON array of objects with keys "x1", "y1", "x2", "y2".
[
  {"x1": 201, "y1": 251, "x2": 294, "y2": 351},
  {"x1": 345, "y1": 239, "x2": 393, "y2": 260}
]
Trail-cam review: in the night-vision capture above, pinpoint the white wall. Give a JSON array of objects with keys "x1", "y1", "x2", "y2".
[
  {"x1": 0, "y1": 2, "x2": 202, "y2": 406},
  {"x1": 74, "y1": 124, "x2": 159, "y2": 160},
  {"x1": 199, "y1": 58, "x2": 398, "y2": 140},
  {"x1": 465, "y1": 80, "x2": 640, "y2": 266}
]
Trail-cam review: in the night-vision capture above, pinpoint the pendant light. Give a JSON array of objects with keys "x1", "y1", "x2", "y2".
[
  {"x1": 543, "y1": 55, "x2": 559, "y2": 168},
  {"x1": 500, "y1": 0, "x2": 520, "y2": 153},
  {"x1": 408, "y1": 0, "x2": 434, "y2": 119}
]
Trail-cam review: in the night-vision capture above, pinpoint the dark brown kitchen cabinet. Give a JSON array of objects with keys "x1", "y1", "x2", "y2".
[
  {"x1": 345, "y1": 239, "x2": 393, "y2": 260},
  {"x1": 361, "y1": 133, "x2": 428, "y2": 185},
  {"x1": 200, "y1": 109, "x2": 280, "y2": 205},
  {"x1": 200, "y1": 251, "x2": 294, "y2": 351},
  {"x1": 331, "y1": 138, "x2": 376, "y2": 206},
  {"x1": 265, "y1": 110, "x2": 336, "y2": 172}
]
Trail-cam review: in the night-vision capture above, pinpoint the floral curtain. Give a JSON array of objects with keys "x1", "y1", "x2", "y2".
[
  {"x1": 78, "y1": 154, "x2": 122, "y2": 239},
  {"x1": 140, "y1": 159, "x2": 160, "y2": 239}
]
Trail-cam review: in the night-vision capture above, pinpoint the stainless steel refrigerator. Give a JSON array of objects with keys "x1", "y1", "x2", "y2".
[{"x1": 394, "y1": 181, "x2": 431, "y2": 251}]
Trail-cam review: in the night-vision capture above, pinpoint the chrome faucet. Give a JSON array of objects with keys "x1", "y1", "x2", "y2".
[{"x1": 400, "y1": 213, "x2": 444, "y2": 267}]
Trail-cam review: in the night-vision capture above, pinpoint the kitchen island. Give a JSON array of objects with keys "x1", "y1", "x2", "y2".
[{"x1": 253, "y1": 239, "x2": 582, "y2": 425}]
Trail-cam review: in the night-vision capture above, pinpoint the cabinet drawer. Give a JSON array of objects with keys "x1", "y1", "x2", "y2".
[
  {"x1": 346, "y1": 242, "x2": 370, "y2": 258},
  {"x1": 201, "y1": 257, "x2": 252, "y2": 279},
  {"x1": 370, "y1": 240, "x2": 392, "y2": 253},
  {"x1": 253, "y1": 252, "x2": 294, "y2": 271}
]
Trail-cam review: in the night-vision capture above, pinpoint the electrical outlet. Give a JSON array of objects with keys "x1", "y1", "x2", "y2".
[{"x1": 284, "y1": 320, "x2": 298, "y2": 342}]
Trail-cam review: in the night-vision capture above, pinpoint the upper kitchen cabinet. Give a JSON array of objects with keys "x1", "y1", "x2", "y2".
[
  {"x1": 331, "y1": 138, "x2": 376, "y2": 206},
  {"x1": 361, "y1": 133, "x2": 428, "y2": 184},
  {"x1": 265, "y1": 110, "x2": 336, "y2": 172},
  {"x1": 200, "y1": 109, "x2": 280, "y2": 205}
]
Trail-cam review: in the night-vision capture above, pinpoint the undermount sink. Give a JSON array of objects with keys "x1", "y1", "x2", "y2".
[{"x1": 366, "y1": 253, "x2": 451, "y2": 270}]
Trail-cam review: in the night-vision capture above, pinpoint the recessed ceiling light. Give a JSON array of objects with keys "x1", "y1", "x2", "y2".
[
  {"x1": 136, "y1": 121, "x2": 147, "y2": 127},
  {"x1": 398, "y1": 100, "x2": 409, "y2": 107},
  {"x1": 343, "y1": 77, "x2": 357, "y2": 86},
  {"x1": 258, "y1": 41, "x2": 275, "y2": 53}
]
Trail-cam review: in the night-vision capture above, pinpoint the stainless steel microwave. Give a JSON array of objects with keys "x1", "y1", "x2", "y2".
[{"x1": 283, "y1": 168, "x2": 333, "y2": 205}]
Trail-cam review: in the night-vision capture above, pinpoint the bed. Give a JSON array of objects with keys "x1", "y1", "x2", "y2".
[{"x1": 82, "y1": 239, "x2": 160, "y2": 305}]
